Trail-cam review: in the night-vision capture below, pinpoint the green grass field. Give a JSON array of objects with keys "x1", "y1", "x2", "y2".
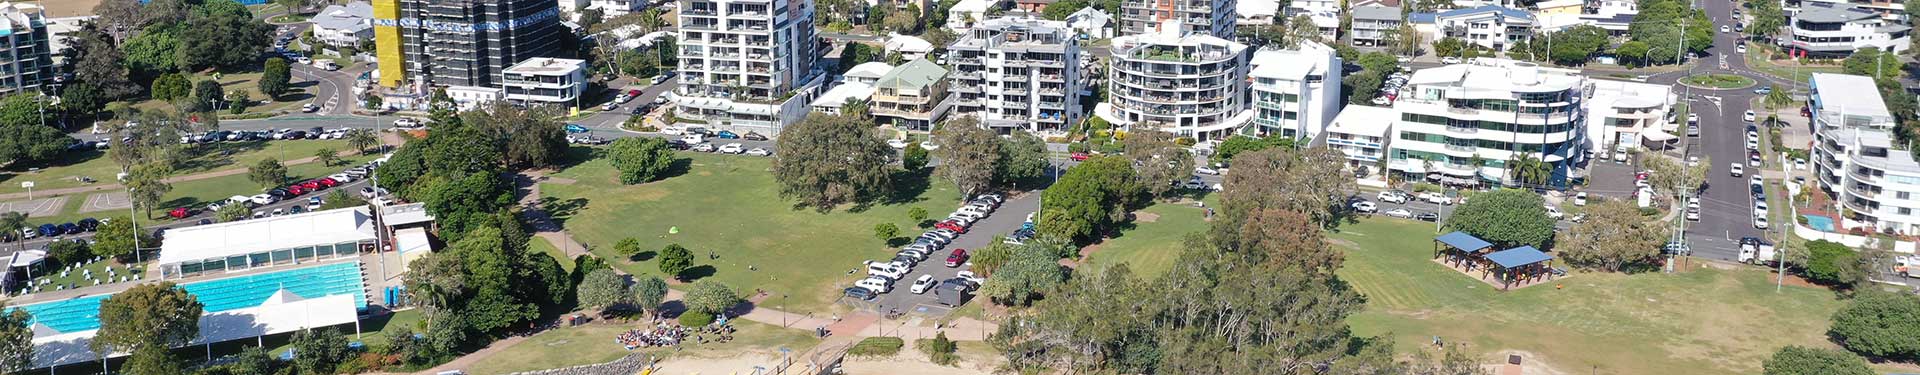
[
  {"x1": 1076, "y1": 198, "x2": 1211, "y2": 277},
  {"x1": 539, "y1": 152, "x2": 962, "y2": 313},
  {"x1": 1681, "y1": 73, "x2": 1757, "y2": 89},
  {"x1": 1080, "y1": 215, "x2": 1847, "y2": 374},
  {"x1": 133, "y1": 71, "x2": 310, "y2": 117},
  {"x1": 465, "y1": 320, "x2": 820, "y2": 375},
  {"x1": 0, "y1": 140, "x2": 361, "y2": 195}
]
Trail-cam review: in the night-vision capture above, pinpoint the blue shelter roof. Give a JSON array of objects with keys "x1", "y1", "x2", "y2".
[
  {"x1": 1486, "y1": 246, "x2": 1554, "y2": 268},
  {"x1": 1435, "y1": 231, "x2": 1493, "y2": 252}
]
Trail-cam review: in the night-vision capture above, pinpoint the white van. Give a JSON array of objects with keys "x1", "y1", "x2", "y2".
[
  {"x1": 866, "y1": 262, "x2": 907, "y2": 280},
  {"x1": 681, "y1": 134, "x2": 705, "y2": 144}
]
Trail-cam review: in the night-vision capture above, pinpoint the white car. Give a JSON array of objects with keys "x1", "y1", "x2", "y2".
[
  {"x1": 1737, "y1": 44, "x2": 1748, "y2": 54},
  {"x1": 1383, "y1": 208, "x2": 1414, "y2": 218},
  {"x1": 1441, "y1": 56, "x2": 1462, "y2": 64},
  {"x1": 745, "y1": 147, "x2": 772, "y2": 156},
  {"x1": 681, "y1": 134, "x2": 706, "y2": 144},
  {"x1": 1751, "y1": 175, "x2": 1764, "y2": 186},
  {"x1": 887, "y1": 139, "x2": 908, "y2": 149},
  {"x1": 854, "y1": 277, "x2": 894, "y2": 293},
  {"x1": 690, "y1": 143, "x2": 716, "y2": 152},
  {"x1": 1573, "y1": 192, "x2": 1588, "y2": 206},
  {"x1": 660, "y1": 126, "x2": 684, "y2": 135},
  {"x1": 1352, "y1": 201, "x2": 1378, "y2": 213},
  {"x1": 956, "y1": 270, "x2": 986, "y2": 285},
  {"x1": 1730, "y1": 163, "x2": 1744, "y2": 177},
  {"x1": 718, "y1": 143, "x2": 745, "y2": 154},
  {"x1": 1686, "y1": 156, "x2": 1699, "y2": 167},
  {"x1": 1419, "y1": 192, "x2": 1452, "y2": 205},
  {"x1": 1754, "y1": 216, "x2": 1770, "y2": 229},
  {"x1": 1543, "y1": 205, "x2": 1564, "y2": 220},
  {"x1": 1749, "y1": 154, "x2": 1762, "y2": 167},
  {"x1": 1686, "y1": 208, "x2": 1701, "y2": 221},
  {"x1": 1194, "y1": 166, "x2": 1219, "y2": 175},
  {"x1": 1687, "y1": 113, "x2": 1699, "y2": 124},
  {"x1": 248, "y1": 194, "x2": 277, "y2": 206},
  {"x1": 910, "y1": 275, "x2": 937, "y2": 294},
  {"x1": 1794, "y1": 158, "x2": 1807, "y2": 170},
  {"x1": 1377, "y1": 190, "x2": 1410, "y2": 204},
  {"x1": 1743, "y1": 110, "x2": 1756, "y2": 122},
  {"x1": 393, "y1": 118, "x2": 422, "y2": 128},
  {"x1": 1720, "y1": 25, "x2": 1730, "y2": 33},
  {"x1": 1746, "y1": 139, "x2": 1759, "y2": 150}
]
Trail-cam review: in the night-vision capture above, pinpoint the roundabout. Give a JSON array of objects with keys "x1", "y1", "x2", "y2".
[{"x1": 1678, "y1": 73, "x2": 1758, "y2": 90}]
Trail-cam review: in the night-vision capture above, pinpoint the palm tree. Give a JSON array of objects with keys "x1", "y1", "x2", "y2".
[
  {"x1": 346, "y1": 129, "x2": 380, "y2": 155},
  {"x1": 1508, "y1": 154, "x2": 1549, "y2": 187}
]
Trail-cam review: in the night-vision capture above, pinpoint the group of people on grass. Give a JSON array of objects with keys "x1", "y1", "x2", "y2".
[{"x1": 615, "y1": 321, "x2": 739, "y2": 350}]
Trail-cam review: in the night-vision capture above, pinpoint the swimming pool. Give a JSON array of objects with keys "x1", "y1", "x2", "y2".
[
  {"x1": 8, "y1": 261, "x2": 365, "y2": 334},
  {"x1": 1804, "y1": 215, "x2": 1837, "y2": 232}
]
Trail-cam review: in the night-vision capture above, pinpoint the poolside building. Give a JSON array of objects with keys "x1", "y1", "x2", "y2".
[{"x1": 154, "y1": 207, "x2": 379, "y2": 279}]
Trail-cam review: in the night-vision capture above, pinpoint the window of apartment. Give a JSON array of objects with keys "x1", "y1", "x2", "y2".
[
  {"x1": 1902, "y1": 207, "x2": 1913, "y2": 215},
  {"x1": 1900, "y1": 192, "x2": 1911, "y2": 199}
]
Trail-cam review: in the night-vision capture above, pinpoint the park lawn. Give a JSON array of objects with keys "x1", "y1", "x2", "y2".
[
  {"x1": 465, "y1": 320, "x2": 821, "y2": 375},
  {"x1": 153, "y1": 152, "x2": 379, "y2": 212},
  {"x1": 132, "y1": 71, "x2": 310, "y2": 116},
  {"x1": 1075, "y1": 197, "x2": 1213, "y2": 277},
  {"x1": 0, "y1": 140, "x2": 360, "y2": 196},
  {"x1": 539, "y1": 152, "x2": 961, "y2": 313},
  {"x1": 1333, "y1": 218, "x2": 1845, "y2": 375},
  {"x1": 1741, "y1": 42, "x2": 1844, "y2": 84},
  {"x1": 532, "y1": 236, "x2": 574, "y2": 272}
]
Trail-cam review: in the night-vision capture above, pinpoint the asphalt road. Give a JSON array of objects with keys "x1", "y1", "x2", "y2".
[
  {"x1": 1678, "y1": 0, "x2": 1777, "y2": 262},
  {"x1": 866, "y1": 193, "x2": 1039, "y2": 315}
]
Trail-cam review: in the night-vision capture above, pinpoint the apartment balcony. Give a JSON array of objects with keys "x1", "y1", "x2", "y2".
[
  {"x1": 685, "y1": 23, "x2": 720, "y2": 31},
  {"x1": 1038, "y1": 87, "x2": 1065, "y2": 96},
  {"x1": 726, "y1": 10, "x2": 768, "y2": 18},
  {"x1": 1039, "y1": 74, "x2": 1065, "y2": 83},
  {"x1": 1038, "y1": 100, "x2": 1066, "y2": 110},
  {"x1": 1005, "y1": 87, "x2": 1029, "y2": 95},
  {"x1": 1850, "y1": 168, "x2": 1881, "y2": 183},
  {"x1": 1032, "y1": 59, "x2": 1064, "y2": 68},
  {"x1": 1445, "y1": 125, "x2": 1479, "y2": 134},
  {"x1": 683, "y1": 8, "x2": 717, "y2": 16},
  {"x1": 954, "y1": 57, "x2": 985, "y2": 65},
  {"x1": 950, "y1": 84, "x2": 982, "y2": 93},
  {"x1": 1848, "y1": 183, "x2": 1881, "y2": 199},
  {"x1": 952, "y1": 70, "x2": 982, "y2": 80},
  {"x1": 1446, "y1": 106, "x2": 1479, "y2": 116},
  {"x1": 1443, "y1": 143, "x2": 1477, "y2": 153}
]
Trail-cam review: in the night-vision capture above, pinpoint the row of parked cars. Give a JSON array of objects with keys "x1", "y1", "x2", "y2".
[
  {"x1": 845, "y1": 194, "x2": 1002, "y2": 302},
  {"x1": 187, "y1": 154, "x2": 391, "y2": 219},
  {"x1": 3, "y1": 218, "x2": 104, "y2": 242},
  {"x1": 181, "y1": 127, "x2": 356, "y2": 144}
]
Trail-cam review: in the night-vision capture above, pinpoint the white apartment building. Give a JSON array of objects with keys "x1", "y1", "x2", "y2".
[
  {"x1": 1247, "y1": 40, "x2": 1342, "y2": 141},
  {"x1": 946, "y1": 17, "x2": 1083, "y2": 134},
  {"x1": 1350, "y1": 6, "x2": 1402, "y2": 47},
  {"x1": 1324, "y1": 105, "x2": 1395, "y2": 169},
  {"x1": 674, "y1": 0, "x2": 826, "y2": 136},
  {"x1": 1387, "y1": 59, "x2": 1584, "y2": 188},
  {"x1": 501, "y1": 57, "x2": 588, "y2": 107},
  {"x1": 589, "y1": 0, "x2": 647, "y2": 15},
  {"x1": 1785, "y1": 0, "x2": 1904, "y2": 19},
  {"x1": 1118, "y1": 0, "x2": 1235, "y2": 37},
  {"x1": 0, "y1": 2, "x2": 50, "y2": 96},
  {"x1": 1787, "y1": 3, "x2": 1910, "y2": 57},
  {"x1": 1098, "y1": 20, "x2": 1251, "y2": 142},
  {"x1": 946, "y1": 0, "x2": 1001, "y2": 31},
  {"x1": 309, "y1": 2, "x2": 373, "y2": 47},
  {"x1": 1810, "y1": 73, "x2": 1897, "y2": 130},
  {"x1": 1431, "y1": 5, "x2": 1534, "y2": 51},
  {"x1": 1584, "y1": 79, "x2": 1676, "y2": 155},
  {"x1": 1814, "y1": 127, "x2": 1920, "y2": 235}
]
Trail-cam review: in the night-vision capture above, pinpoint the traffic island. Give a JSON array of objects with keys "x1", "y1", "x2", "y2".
[{"x1": 1678, "y1": 73, "x2": 1758, "y2": 90}]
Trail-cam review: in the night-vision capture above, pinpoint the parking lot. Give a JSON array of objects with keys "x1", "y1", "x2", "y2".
[{"x1": 848, "y1": 192, "x2": 1040, "y2": 316}]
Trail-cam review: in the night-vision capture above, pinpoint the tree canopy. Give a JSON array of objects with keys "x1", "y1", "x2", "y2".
[
  {"x1": 0, "y1": 94, "x2": 73, "y2": 166},
  {"x1": 683, "y1": 280, "x2": 740, "y2": 316},
  {"x1": 1558, "y1": 200, "x2": 1663, "y2": 272},
  {"x1": 1443, "y1": 189, "x2": 1555, "y2": 249},
  {"x1": 92, "y1": 214, "x2": 154, "y2": 259},
  {"x1": 1763, "y1": 346, "x2": 1876, "y2": 375},
  {"x1": 934, "y1": 116, "x2": 1003, "y2": 197},
  {"x1": 577, "y1": 268, "x2": 631, "y2": 314},
  {"x1": 93, "y1": 282, "x2": 204, "y2": 357},
  {"x1": 771, "y1": 113, "x2": 895, "y2": 211},
  {"x1": 0, "y1": 302, "x2": 29, "y2": 373},
  {"x1": 608, "y1": 137, "x2": 678, "y2": 184},
  {"x1": 1802, "y1": 240, "x2": 1868, "y2": 287},
  {"x1": 1828, "y1": 291, "x2": 1920, "y2": 360},
  {"x1": 1037, "y1": 156, "x2": 1140, "y2": 243}
]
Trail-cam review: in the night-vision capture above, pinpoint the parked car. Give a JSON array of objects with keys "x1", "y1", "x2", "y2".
[
  {"x1": 1573, "y1": 192, "x2": 1588, "y2": 206},
  {"x1": 946, "y1": 248, "x2": 969, "y2": 267},
  {"x1": 745, "y1": 147, "x2": 771, "y2": 156},
  {"x1": 1352, "y1": 201, "x2": 1377, "y2": 213},
  {"x1": 1069, "y1": 152, "x2": 1090, "y2": 161},
  {"x1": 1194, "y1": 166, "x2": 1219, "y2": 175},
  {"x1": 1415, "y1": 212, "x2": 1440, "y2": 221},
  {"x1": 1730, "y1": 163, "x2": 1744, "y2": 177},
  {"x1": 715, "y1": 130, "x2": 740, "y2": 139},
  {"x1": 565, "y1": 124, "x2": 590, "y2": 133},
  {"x1": 844, "y1": 287, "x2": 877, "y2": 300},
  {"x1": 1743, "y1": 110, "x2": 1756, "y2": 122},
  {"x1": 1377, "y1": 190, "x2": 1410, "y2": 204},
  {"x1": 1544, "y1": 205, "x2": 1564, "y2": 220},
  {"x1": 691, "y1": 143, "x2": 716, "y2": 152},
  {"x1": 77, "y1": 218, "x2": 100, "y2": 232},
  {"x1": 1384, "y1": 208, "x2": 1413, "y2": 218},
  {"x1": 743, "y1": 132, "x2": 769, "y2": 141},
  {"x1": 169, "y1": 207, "x2": 192, "y2": 219},
  {"x1": 302, "y1": 103, "x2": 320, "y2": 113},
  {"x1": 887, "y1": 139, "x2": 908, "y2": 149},
  {"x1": 1418, "y1": 192, "x2": 1452, "y2": 205},
  {"x1": 393, "y1": 118, "x2": 423, "y2": 128},
  {"x1": 718, "y1": 143, "x2": 745, "y2": 154},
  {"x1": 910, "y1": 275, "x2": 937, "y2": 294}
]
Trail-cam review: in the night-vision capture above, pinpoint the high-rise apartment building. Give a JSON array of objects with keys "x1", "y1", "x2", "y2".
[
  {"x1": 1118, "y1": 0, "x2": 1235, "y2": 36},
  {"x1": 946, "y1": 17, "x2": 1082, "y2": 133},
  {"x1": 1247, "y1": 41, "x2": 1341, "y2": 141},
  {"x1": 1386, "y1": 59, "x2": 1583, "y2": 187},
  {"x1": 672, "y1": 0, "x2": 824, "y2": 135},
  {"x1": 0, "y1": 2, "x2": 50, "y2": 96},
  {"x1": 372, "y1": 0, "x2": 569, "y2": 89},
  {"x1": 1099, "y1": 20, "x2": 1250, "y2": 142}
]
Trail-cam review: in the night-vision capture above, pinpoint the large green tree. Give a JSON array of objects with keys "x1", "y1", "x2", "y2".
[
  {"x1": 934, "y1": 116, "x2": 1003, "y2": 197},
  {"x1": 1558, "y1": 200, "x2": 1664, "y2": 272},
  {"x1": 260, "y1": 57, "x2": 292, "y2": 99},
  {"x1": 1842, "y1": 48, "x2": 1900, "y2": 81},
  {"x1": 659, "y1": 243, "x2": 693, "y2": 279},
  {"x1": 290, "y1": 328, "x2": 352, "y2": 375},
  {"x1": 1828, "y1": 291, "x2": 1920, "y2": 360},
  {"x1": 190, "y1": 79, "x2": 225, "y2": 112},
  {"x1": 771, "y1": 113, "x2": 895, "y2": 211},
  {"x1": 577, "y1": 268, "x2": 631, "y2": 315},
  {"x1": 0, "y1": 94, "x2": 72, "y2": 166},
  {"x1": 1211, "y1": 136, "x2": 1293, "y2": 165},
  {"x1": 178, "y1": 0, "x2": 272, "y2": 71},
  {"x1": 120, "y1": 26, "x2": 181, "y2": 78},
  {"x1": 608, "y1": 137, "x2": 677, "y2": 184},
  {"x1": 633, "y1": 276, "x2": 669, "y2": 318},
  {"x1": 248, "y1": 157, "x2": 288, "y2": 188},
  {"x1": 93, "y1": 282, "x2": 204, "y2": 367},
  {"x1": 1763, "y1": 346, "x2": 1876, "y2": 375},
  {"x1": 462, "y1": 102, "x2": 569, "y2": 169},
  {"x1": 92, "y1": 214, "x2": 154, "y2": 259},
  {"x1": 1802, "y1": 240, "x2": 1868, "y2": 287},
  {"x1": 125, "y1": 161, "x2": 175, "y2": 219},
  {"x1": 997, "y1": 130, "x2": 1051, "y2": 187},
  {"x1": 1214, "y1": 146, "x2": 1353, "y2": 232},
  {"x1": 978, "y1": 243, "x2": 1066, "y2": 306},
  {"x1": 1037, "y1": 156, "x2": 1139, "y2": 243},
  {"x1": 683, "y1": 280, "x2": 740, "y2": 316},
  {"x1": 1123, "y1": 126, "x2": 1194, "y2": 200},
  {"x1": 1443, "y1": 189, "x2": 1555, "y2": 249},
  {"x1": 0, "y1": 302, "x2": 29, "y2": 374}
]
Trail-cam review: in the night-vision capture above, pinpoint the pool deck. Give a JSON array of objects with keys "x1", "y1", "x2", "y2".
[{"x1": 10, "y1": 258, "x2": 362, "y2": 307}]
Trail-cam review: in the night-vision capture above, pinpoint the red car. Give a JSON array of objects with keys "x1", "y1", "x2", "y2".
[
  {"x1": 315, "y1": 178, "x2": 339, "y2": 188},
  {"x1": 1069, "y1": 152, "x2": 1090, "y2": 161},
  {"x1": 300, "y1": 180, "x2": 322, "y2": 190},
  {"x1": 935, "y1": 220, "x2": 968, "y2": 233},
  {"x1": 626, "y1": 89, "x2": 642, "y2": 97},
  {"x1": 168, "y1": 207, "x2": 191, "y2": 219},
  {"x1": 945, "y1": 249, "x2": 969, "y2": 267},
  {"x1": 287, "y1": 185, "x2": 307, "y2": 196}
]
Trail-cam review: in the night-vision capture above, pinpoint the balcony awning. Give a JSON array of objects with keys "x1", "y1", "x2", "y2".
[{"x1": 1641, "y1": 130, "x2": 1678, "y2": 142}]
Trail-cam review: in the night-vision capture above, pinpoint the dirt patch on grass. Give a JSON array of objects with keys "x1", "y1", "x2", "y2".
[
  {"x1": 1326, "y1": 237, "x2": 1359, "y2": 249},
  {"x1": 543, "y1": 177, "x2": 578, "y2": 185},
  {"x1": 1133, "y1": 211, "x2": 1160, "y2": 223},
  {"x1": 1487, "y1": 350, "x2": 1569, "y2": 375}
]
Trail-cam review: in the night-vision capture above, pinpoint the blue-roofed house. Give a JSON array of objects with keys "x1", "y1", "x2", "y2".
[{"x1": 1430, "y1": 5, "x2": 1535, "y2": 51}]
